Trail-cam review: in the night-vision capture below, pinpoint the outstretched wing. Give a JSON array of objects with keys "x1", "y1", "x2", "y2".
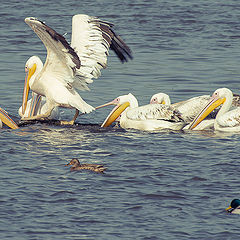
[
  {"x1": 25, "y1": 17, "x2": 80, "y2": 87},
  {"x1": 126, "y1": 104, "x2": 184, "y2": 122},
  {"x1": 71, "y1": 14, "x2": 132, "y2": 90}
]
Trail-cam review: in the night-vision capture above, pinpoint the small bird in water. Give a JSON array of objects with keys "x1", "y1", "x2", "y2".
[
  {"x1": 225, "y1": 199, "x2": 240, "y2": 214},
  {"x1": 65, "y1": 158, "x2": 107, "y2": 173}
]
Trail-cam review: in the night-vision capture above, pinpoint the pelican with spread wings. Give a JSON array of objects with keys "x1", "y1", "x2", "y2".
[{"x1": 22, "y1": 14, "x2": 132, "y2": 124}]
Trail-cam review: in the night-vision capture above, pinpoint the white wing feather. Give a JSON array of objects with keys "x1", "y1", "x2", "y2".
[
  {"x1": 172, "y1": 95, "x2": 211, "y2": 122},
  {"x1": 71, "y1": 15, "x2": 113, "y2": 90},
  {"x1": 25, "y1": 15, "x2": 132, "y2": 92},
  {"x1": 25, "y1": 17, "x2": 80, "y2": 87},
  {"x1": 218, "y1": 108, "x2": 240, "y2": 127},
  {"x1": 126, "y1": 104, "x2": 183, "y2": 122}
]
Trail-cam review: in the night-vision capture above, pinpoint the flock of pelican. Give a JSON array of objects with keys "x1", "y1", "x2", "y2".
[
  {"x1": 1, "y1": 14, "x2": 132, "y2": 129},
  {"x1": 96, "y1": 89, "x2": 240, "y2": 132},
  {"x1": 1, "y1": 14, "x2": 240, "y2": 133}
]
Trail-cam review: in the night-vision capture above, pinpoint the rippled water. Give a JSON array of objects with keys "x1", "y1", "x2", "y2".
[{"x1": 1, "y1": 1, "x2": 240, "y2": 239}]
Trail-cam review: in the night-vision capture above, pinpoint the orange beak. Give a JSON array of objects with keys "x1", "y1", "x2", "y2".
[
  {"x1": 101, "y1": 102, "x2": 130, "y2": 127},
  {"x1": 189, "y1": 96, "x2": 226, "y2": 130},
  {"x1": 0, "y1": 107, "x2": 19, "y2": 129},
  {"x1": 22, "y1": 63, "x2": 37, "y2": 115}
]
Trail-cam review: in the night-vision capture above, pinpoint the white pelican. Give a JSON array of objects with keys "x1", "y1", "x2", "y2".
[
  {"x1": 150, "y1": 92, "x2": 240, "y2": 124},
  {"x1": 150, "y1": 93, "x2": 171, "y2": 105},
  {"x1": 19, "y1": 92, "x2": 59, "y2": 120},
  {"x1": 149, "y1": 92, "x2": 215, "y2": 130},
  {"x1": 97, "y1": 93, "x2": 186, "y2": 131},
  {"x1": 22, "y1": 15, "x2": 132, "y2": 124},
  {"x1": 150, "y1": 92, "x2": 214, "y2": 122},
  {"x1": 189, "y1": 88, "x2": 240, "y2": 132},
  {"x1": 0, "y1": 107, "x2": 19, "y2": 129}
]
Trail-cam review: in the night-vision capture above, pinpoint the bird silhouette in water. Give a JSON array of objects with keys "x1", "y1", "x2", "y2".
[{"x1": 65, "y1": 158, "x2": 107, "y2": 173}]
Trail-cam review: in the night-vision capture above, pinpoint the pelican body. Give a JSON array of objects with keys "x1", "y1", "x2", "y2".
[
  {"x1": 189, "y1": 88, "x2": 240, "y2": 132},
  {"x1": 150, "y1": 92, "x2": 215, "y2": 130},
  {"x1": 150, "y1": 93, "x2": 215, "y2": 122},
  {"x1": 22, "y1": 15, "x2": 132, "y2": 124},
  {"x1": 97, "y1": 93, "x2": 186, "y2": 131},
  {"x1": 150, "y1": 91, "x2": 240, "y2": 131}
]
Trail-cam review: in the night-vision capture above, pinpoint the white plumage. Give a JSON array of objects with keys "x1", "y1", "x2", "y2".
[
  {"x1": 99, "y1": 93, "x2": 186, "y2": 131},
  {"x1": 150, "y1": 92, "x2": 240, "y2": 129},
  {"x1": 189, "y1": 88, "x2": 240, "y2": 132},
  {"x1": 150, "y1": 92, "x2": 212, "y2": 123},
  {"x1": 22, "y1": 15, "x2": 132, "y2": 124}
]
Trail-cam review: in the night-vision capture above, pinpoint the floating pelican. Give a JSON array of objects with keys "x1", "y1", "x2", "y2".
[
  {"x1": 150, "y1": 92, "x2": 215, "y2": 130},
  {"x1": 22, "y1": 15, "x2": 132, "y2": 124},
  {"x1": 97, "y1": 93, "x2": 186, "y2": 131},
  {"x1": 0, "y1": 107, "x2": 19, "y2": 129},
  {"x1": 226, "y1": 199, "x2": 240, "y2": 214},
  {"x1": 19, "y1": 92, "x2": 59, "y2": 120},
  {"x1": 150, "y1": 93, "x2": 171, "y2": 105},
  {"x1": 150, "y1": 92, "x2": 240, "y2": 124},
  {"x1": 150, "y1": 92, "x2": 214, "y2": 122},
  {"x1": 189, "y1": 88, "x2": 240, "y2": 132}
]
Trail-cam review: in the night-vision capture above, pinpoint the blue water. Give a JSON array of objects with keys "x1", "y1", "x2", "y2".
[{"x1": 1, "y1": 1, "x2": 240, "y2": 239}]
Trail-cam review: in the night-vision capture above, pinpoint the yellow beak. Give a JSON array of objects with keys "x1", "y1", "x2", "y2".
[
  {"x1": 22, "y1": 64, "x2": 37, "y2": 115},
  {"x1": 225, "y1": 205, "x2": 232, "y2": 211},
  {"x1": 101, "y1": 102, "x2": 130, "y2": 127},
  {"x1": 0, "y1": 107, "x2": 19, "y2": 129},
  {"x1": 189, "y1": 97, "x2": 226, "y2": 130}
]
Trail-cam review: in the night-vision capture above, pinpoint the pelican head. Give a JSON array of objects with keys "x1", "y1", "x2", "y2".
[
  {"x1": 96, "y1": 93, "x2": 138, "y2": 127},
  {"x1": 22, "y1": 56, "x2": 43, "y2": 115},
  {"x1": 189, "y1": 88, "x2": 231, "y2": 130},
  {"x1": 150, "y1": 93, "x2": 171, "y2": 105}
]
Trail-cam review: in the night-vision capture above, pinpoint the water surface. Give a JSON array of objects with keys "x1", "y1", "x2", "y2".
[{"x1": 1, "y1": 1, "x2": 240, "y2": 239}]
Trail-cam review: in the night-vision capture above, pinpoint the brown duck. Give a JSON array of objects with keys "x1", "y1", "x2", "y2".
[{"x1": 65, "y1": 158, "x2": 107, "y2": 173}]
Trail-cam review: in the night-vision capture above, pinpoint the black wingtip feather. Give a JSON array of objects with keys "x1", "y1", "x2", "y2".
[{"x1": 110, "y1": 30, "x2": 133, "y2": 63}]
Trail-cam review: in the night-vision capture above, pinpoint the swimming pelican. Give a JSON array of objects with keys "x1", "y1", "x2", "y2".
[
  {"x1": 0, "y1": 107, "x2": 19, "y2": 129},
  {"x1": 22, "y1": 15, "x2": 132, "y2": 124},
  {"x1": 19, "y1": 92, "x2": 59, "y2": 120},
  {"x1": 97, "y1": 93, "x2": 186, "y2": 131},
  {"x1": 149, "y1": 92, "x2": 216, "y2": 130},
  {"x1": 150, "y1": 92, "x2": 240, "y2": 124},
  {"x1": 150, "y1": 93, "x2": 171, "y2": 105},
  {"x1": 150, "y1": 93, "x2": 214, "y2": 122},
  {"x1": 189, "y1": 88, "x2": 240, "y2": 132}
]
